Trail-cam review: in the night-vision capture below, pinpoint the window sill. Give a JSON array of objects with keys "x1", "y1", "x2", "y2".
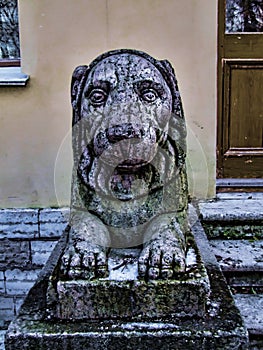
[{"x1": 0, "y1": 67, "x2": 29, "y2": 86}]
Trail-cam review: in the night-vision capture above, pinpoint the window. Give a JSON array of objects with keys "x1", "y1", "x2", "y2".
[
  {"x1": 0, "y1": 0, "x2": 20, "y2": 66},
  {"x1": 0, "y1": 0, "x2": 28, "y2": 85}
]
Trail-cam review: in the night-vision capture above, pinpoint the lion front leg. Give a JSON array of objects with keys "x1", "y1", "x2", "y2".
[
  {"x1": 138, "y1": 214, "x2": 186, "y2": 280},
  {"x1": 60, "y1": 211, "x2": 111, "y2": 280}
]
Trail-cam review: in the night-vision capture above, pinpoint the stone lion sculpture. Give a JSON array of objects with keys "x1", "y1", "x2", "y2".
[{"x1": 60, "y1": 49, "x2": 189, "y2": 281}]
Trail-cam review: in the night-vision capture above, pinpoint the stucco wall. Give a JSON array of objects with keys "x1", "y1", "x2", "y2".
[{"x1": 0, "y1": 0, "x2": 217, "y2": 208}]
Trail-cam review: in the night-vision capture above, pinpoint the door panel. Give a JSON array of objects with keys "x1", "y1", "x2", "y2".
[
  {"x1": 217, "y1": 0, "x2": 263, "y2": 180},
  {"x1": 225, "y1": 60, "x2": 263, "y2": 149}
]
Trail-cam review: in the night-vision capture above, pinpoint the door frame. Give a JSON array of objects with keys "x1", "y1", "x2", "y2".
[{"x1": 217, "y1": 0, "x2": 263, "y2": 191}]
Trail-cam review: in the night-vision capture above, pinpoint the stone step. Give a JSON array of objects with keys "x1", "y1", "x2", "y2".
[
  {"x1": 234, "y1": 294, "x2": 263, "y2": 350},
  {"x1": 198, "y1": 193, "x2": 263, "y2": 239},
  {"x1": 234, "y1": 294, "x2": 263, "y2": 336},
  {"x1": 210, "y1": 238, "x2": 263, "y2": 349},
  {"x1": 209, "y1": 239, "x2": 263, "y2": 287}
]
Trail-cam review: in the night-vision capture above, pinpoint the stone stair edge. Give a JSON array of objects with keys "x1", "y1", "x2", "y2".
[{"x1": 197, "y1": 192, "x2": 263, "y2": 223}]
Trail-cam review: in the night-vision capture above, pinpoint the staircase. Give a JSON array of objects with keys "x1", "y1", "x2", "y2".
[{"x1": 199, "y1": 192, "x2": 263, "y2": 350}]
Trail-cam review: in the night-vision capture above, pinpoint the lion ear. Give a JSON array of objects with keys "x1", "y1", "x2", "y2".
[
  {"x1": 71, "y1": 65, "x2": 88, "y2": 108},
  {"x1": 160, "y1": 59, "x2": 175, "y2": 76},
  {"x1": 160, "y1": 59, "x2": 187, "y2": 167},
  {"x1": 71, "y1": 65, "x2": 88, "y2": 126},
  {"x1": 160, "y1": 59, "x2": 184, "y2": 119}
]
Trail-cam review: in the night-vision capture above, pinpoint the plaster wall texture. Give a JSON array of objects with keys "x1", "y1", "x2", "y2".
[{"x1": 0, "y1": 0, "x2": 217, "y2": 208}]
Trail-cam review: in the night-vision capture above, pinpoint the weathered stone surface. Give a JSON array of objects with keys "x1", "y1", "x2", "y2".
[
  {"x1": 4, "y1": 207, "x2": 249, "y2": 349},
  {"x1": 0, "y1": 208, "x2": 68, "y2": 240},
  {"x1": 0, "y1": 331, "x2": 5, "y2": 350},
  {"x1": 39, "y1": 208, "x2": 69, "y2": 238},
  {"x1": 31, "y1": 241, "x2": 58, "y2": 266},
  {"x1": 0, "y1": 239, "x2": 58, "y2": 270},
  {"x1": 0, "y1": 209, "x2": 38, "y2": 225},
  {"x1": 60, "y1": 49, "x2": 189, "y2": 281},
  {"x1": 0, "y1": 209, "x2": 38, "y2": 239},
  {"x1": 210, "y1": 239, "x2": 263, "y2": 272},
  {"x1": 0, "y1": 240, "x2": 30, "y2": 270},
  {"x1": 0, "y1": 295, "x2": 24, "y2": 328},
  {"x1": 198, "y1": 193, "x2": 263, "y2": 239},
  {"x1": 234, "y1": 294, "x2": 263, "y2": 333},
  {"x1": 53, "y1": 277, "x2": 208, "y2": 320},
  {"x1": 5, "y1": 318, "x2": 248, "y2": 350},
  {"x1": 217, "y1": 192, "x2": 263, "y2": 200},
  {"x1": 203, "y1": 222, "x2": 263, "y2": 239},
  {"x1": 47, "y1": 242, "x2": 210, "y2": 320},
  {"x1": 199, "y1": 198, "x2": 263, "y2": 222}
]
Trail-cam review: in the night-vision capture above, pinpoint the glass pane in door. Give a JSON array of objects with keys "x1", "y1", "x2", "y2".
[{"x1": 226, "y1": 0, "x2": 263, "y2": 33}]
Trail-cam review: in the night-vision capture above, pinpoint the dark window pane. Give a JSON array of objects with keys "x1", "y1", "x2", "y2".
[
  {"x1": 0, "y1": 0, "x2": 20, "y2": 59},
  {"x1": 226, "y1": 0, "x2": 263, "y2": 33}
]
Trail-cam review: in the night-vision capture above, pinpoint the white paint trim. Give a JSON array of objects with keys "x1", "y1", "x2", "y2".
[{"x1": 0, "y1": 67, "x2": 29, "y2": 86}]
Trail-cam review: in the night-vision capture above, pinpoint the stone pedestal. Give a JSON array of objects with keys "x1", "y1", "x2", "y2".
[
  {"x1": 46, "y1": 244, "x2": 210, "y2": 320},
  {"x1": 5, "y1": 208, "x2": 249, "y2": 350}
]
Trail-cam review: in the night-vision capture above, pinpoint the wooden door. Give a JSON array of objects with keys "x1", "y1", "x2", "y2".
[{"x1": 217, "y1": 0, "x2": 263, "y2": 187}]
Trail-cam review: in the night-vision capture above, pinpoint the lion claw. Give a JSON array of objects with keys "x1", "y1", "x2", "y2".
[
  {"x1": 60, "y1": 243, "x2": 108, "y2": 280},
  {"x1": 138, "y1": 239, "x2": 186, "y2": 280}
]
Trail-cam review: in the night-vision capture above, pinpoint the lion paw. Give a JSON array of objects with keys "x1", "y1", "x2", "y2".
[
  {"x1": 138, "y1": 239, "x2": 186, "y2": 280},
  {"x1": 60, "y1": 242, "x2": 108, "y2": 280}
]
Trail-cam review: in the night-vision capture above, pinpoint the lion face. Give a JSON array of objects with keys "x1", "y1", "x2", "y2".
[
  {"x1": 81, "y1": 54, "x2": 172, "y2": 163},
  {"x1": 74, "y1": 54, "x2": 175, "y2": 201}
]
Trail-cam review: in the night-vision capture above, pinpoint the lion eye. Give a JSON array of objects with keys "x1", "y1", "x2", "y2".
[
  {"x1": 141, "y1": 89, "x2": 158, "y2": 103},
  {"x1": 88, "y1": 89, "x2": 108, "y2": 105}
]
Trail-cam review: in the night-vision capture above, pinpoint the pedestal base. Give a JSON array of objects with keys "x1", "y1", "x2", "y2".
[
  {"x1": 47, "y1": 245, "x2": 210, "y2": 320},
  {"x1": 5, "y1": 315, "x2": 248, "y2": 350},
  {"x1": 5, "y1": 207, "x2": 249, "y2": 349}
]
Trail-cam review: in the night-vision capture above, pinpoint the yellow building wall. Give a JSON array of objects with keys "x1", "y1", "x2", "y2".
[{"x1": 0, "y1": 0, "x2": 217, "y2": 208}]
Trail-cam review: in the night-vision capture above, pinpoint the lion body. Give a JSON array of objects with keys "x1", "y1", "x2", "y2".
[{"x1": 60, "y1": 50, "x2": 189, "y2": 280}]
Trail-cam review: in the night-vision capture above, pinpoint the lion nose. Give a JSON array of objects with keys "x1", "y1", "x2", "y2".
[{"x1": 106, "y1": 124, "x2": 142, "y2": 143}]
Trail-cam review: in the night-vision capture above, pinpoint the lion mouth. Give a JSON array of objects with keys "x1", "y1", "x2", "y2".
[{"x1": 116, "y1": 159, "x2": 148, "y2": 172}]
